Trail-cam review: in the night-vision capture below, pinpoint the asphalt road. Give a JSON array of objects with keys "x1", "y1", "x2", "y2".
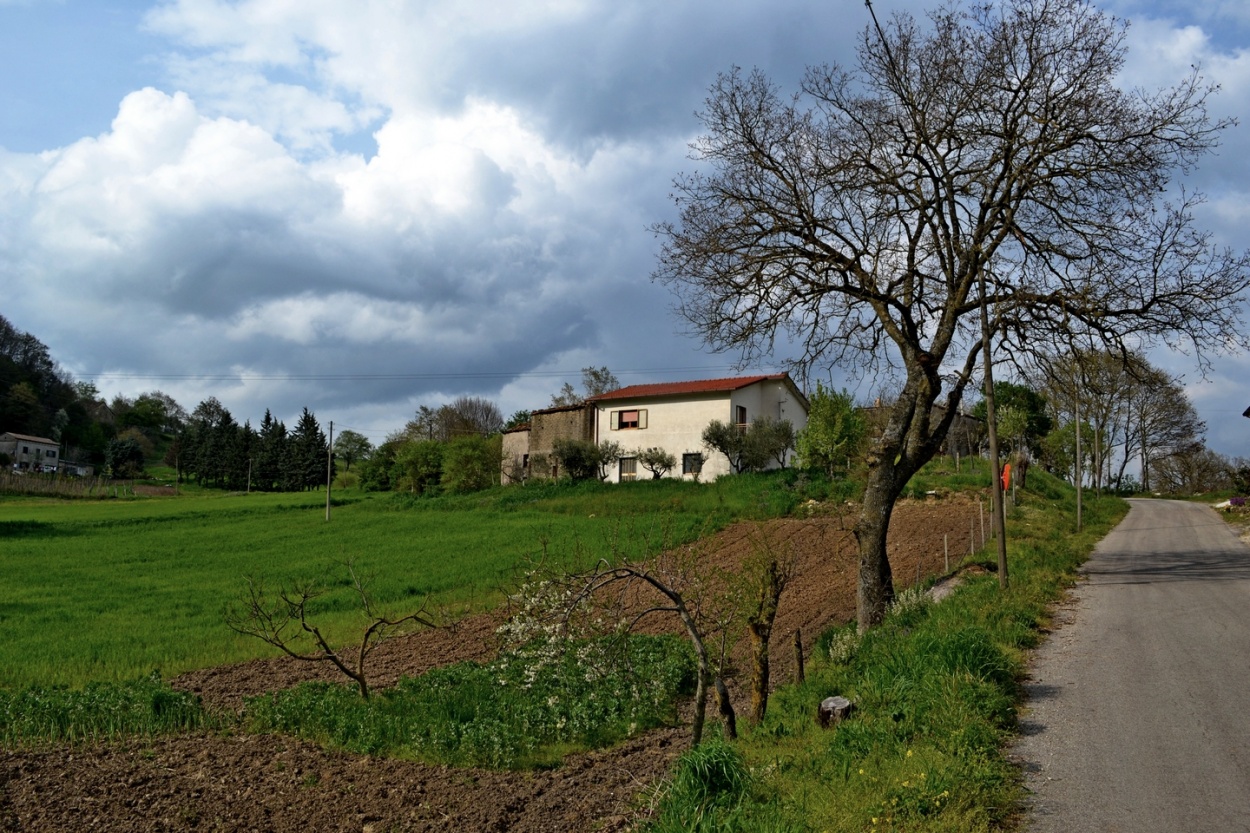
[{"x1": 1014, "y1": 498, "x2": 1250, "y2": 832}]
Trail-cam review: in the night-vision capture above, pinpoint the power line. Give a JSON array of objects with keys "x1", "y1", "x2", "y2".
[{"x1": 81, "y1": 365, "x2": 751, "y2": 383}]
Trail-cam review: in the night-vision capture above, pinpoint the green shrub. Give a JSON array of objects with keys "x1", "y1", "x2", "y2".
[
  {"x1": 673, "y1": 740, "x2": 751, "y2": 804},
  {"x1": 0, "y1": 674, "x2": 209, "y2": 745},
  {"x1": 648, "y1": 741, "x2": 753, "y2": 833}
]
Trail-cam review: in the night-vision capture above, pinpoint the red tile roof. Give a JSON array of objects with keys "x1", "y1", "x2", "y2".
[{"x1": 589, "y1": 374, "x2": 793, "y2": 402}]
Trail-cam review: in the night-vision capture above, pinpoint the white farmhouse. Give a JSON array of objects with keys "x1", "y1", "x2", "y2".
[
  {"x1": 0, "y1": 432, "x2": 59, "y2": 472},
  {"x1": 589, "y1": 374, "x2": 809, "y2": 482}
]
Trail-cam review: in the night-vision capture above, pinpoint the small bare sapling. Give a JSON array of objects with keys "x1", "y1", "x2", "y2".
[{"x1": 225, "y1": 560, "x2": 439, "y2": 699}]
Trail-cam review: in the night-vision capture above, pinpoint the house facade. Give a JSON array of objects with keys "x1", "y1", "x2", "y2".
[
  {"x1": 1, "y1": 432, "x2": 60, "y2": 472},
  {"x1": 501, "y1": 374, "x2": 810, "y2": 484},
  {"x1": 590, "y1": 374, "x2": 809, "y2": 483}
]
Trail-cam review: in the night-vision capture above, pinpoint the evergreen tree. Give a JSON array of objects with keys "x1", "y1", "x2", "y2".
[
  {"x1": 288, "y1": 408, "x2": 331, "y2": 490},
  {"x1": 254, "y1": 410, "x2": 288, "y2": 491},
  {"x1": 184, "y1": 398, "x2": 234, "y2": 487}
]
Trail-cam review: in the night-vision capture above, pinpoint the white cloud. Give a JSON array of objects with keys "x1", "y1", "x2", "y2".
[{"x1": 0, "y1": 44, "x2": 685, "y2": 429}]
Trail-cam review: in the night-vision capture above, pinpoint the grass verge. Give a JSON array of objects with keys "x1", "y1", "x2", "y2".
[{"x1": 644, "y1": 467, "x2": 1128, "y2": 832}]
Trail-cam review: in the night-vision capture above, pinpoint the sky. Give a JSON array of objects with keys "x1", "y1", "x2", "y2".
[{"x1": 1, "y1": 0, "x2": 1248, "y2": 459}]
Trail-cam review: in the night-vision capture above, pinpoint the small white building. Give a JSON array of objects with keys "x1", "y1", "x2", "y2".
[
  {"x1": 590, "y1": 374, "x2": 809, "y2": 483},
  {"x1": 1, "y1": 432, "x2": 60, "y2": 472}
]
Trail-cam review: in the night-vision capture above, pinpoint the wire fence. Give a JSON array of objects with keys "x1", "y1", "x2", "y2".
[{"x1": 0, "y1": 471, "x2": 133, "y2": 499}]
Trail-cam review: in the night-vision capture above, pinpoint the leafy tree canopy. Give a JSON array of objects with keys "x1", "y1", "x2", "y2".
[{"x1": 796, "y1": 384, "x2": 867, "y2": 476}]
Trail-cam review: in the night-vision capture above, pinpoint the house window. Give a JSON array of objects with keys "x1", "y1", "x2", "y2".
[
  {"x1": 45, "y1": 450, "x2": 56, "y2": 458},
  {"x1": 682, "y1": 453, "x2": 703, "y2": 475},
  {"x1": 735, "y1": 406, "x2": 747, "y2": 427},
  {"x1": 610, "y1": 409, "x2": 648, "y2": 430},
  {"x1": 619, "y1": 457, "x2": 638, "y2": 482}
]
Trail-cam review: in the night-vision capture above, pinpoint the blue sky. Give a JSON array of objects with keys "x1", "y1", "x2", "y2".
[{"x1": 1, "y1": 0, "x2": 1248, "y2": 459}]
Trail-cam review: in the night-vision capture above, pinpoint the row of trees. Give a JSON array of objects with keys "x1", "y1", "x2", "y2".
[
  {"x1": 956, "y1": 348, "x2": 1222, "y2": 496},
  {"x1": 172, "y1": 399, "x2": 332, "y2": 492},
  {"x1": 1032, "y1": 352, "x2": 1206, "y2": 493},
  {"x1": 358, "y1": 395, "x2": 507, "y2": 494},
  {"x1": 1, "y1": 310, "x2": 1236, "y2": 502},
  {"x1": 0, "y1": 313, "x2": 236, "y2": 477}
]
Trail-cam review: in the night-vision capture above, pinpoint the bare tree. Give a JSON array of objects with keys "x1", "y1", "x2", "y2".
[
  {"x1": 225, "y1": 562, "x2": 439, "y2": 699},
  {"x1": 551, "y1": 366, "x2": 621, "y2": 407},
  {"x1": 1152, "y1": 443, "x2": 1232, "y2": 495},
  {"x1": 732, "y1": 534, "x2": 796, "y2": 725},
  {"x1": 1126, "y1": 374, "x2": 1205, "y2": 494},
  {"x1": 1036, "y1": 350, "x2": 1204, "y2": 492},
  {"x1": 404, "y1": 397, "x2": 504, "y2": 442},
  {"x1": 654, "y1": 0, "x2": 1250, "y2": 628}
]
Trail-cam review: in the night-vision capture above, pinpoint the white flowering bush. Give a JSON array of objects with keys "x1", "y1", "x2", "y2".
[
  {"x1": 244, "y1": 633, "x2": 695, "y2": 769},
  {"x1": 827, "y1": 627, "x2": 862, "y2": 666}
]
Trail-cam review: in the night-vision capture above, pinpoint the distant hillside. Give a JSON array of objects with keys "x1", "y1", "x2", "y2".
[{"x1": 0, "y1": 314, "x2": 108, "y2": 465}]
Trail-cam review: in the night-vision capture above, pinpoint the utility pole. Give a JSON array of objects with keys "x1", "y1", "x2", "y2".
[
  {"x1": 326, "y1": 420, "x2": 333, "y2": 522},
  {"x1": 978, "y1": 270, "x2": 1008, "y2": 589},
  {"x1": 1074, "y1": 389, "x2": 1083, "y2": 532}
]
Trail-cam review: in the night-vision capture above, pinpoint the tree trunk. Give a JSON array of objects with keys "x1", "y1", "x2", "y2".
[
  {"x1": 855, "y1": 460, "x2": 902, "y2": 631},
  {"x1": 714, "y1": 676, "x2": 737, "y2": 740},
  {"x1": 1015, "y1": 447, "x2": 1031, "y2": 489},
  {"x1": 675, "y1": 599, "x2": 712, "y2": 747},
  {"x1": 853, "y1": 369, "x2": 953, "y2": 630},
  {"x1": 691, "y1": 665, "x2": 709, "y2": 747},
  {"x1": 747, "y1": 557, "x2": 782, "y2": 724},
  {"x1": 748, "y1": 622, "x2": 770, "y2": 725}
]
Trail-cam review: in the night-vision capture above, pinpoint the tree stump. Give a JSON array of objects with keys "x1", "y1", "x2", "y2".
[{"x1": 816, "y1": 695, "x2": 854, "y2": 728}]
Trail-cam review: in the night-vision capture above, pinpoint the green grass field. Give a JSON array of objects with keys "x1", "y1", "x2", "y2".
[{"x1": 0, "y1": 473, "x2": 826, "y2": 688}]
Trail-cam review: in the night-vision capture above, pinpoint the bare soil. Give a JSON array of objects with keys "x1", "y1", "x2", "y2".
[{"x1": 0, "y1": 497, "x2": 982, "y2": 832}]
